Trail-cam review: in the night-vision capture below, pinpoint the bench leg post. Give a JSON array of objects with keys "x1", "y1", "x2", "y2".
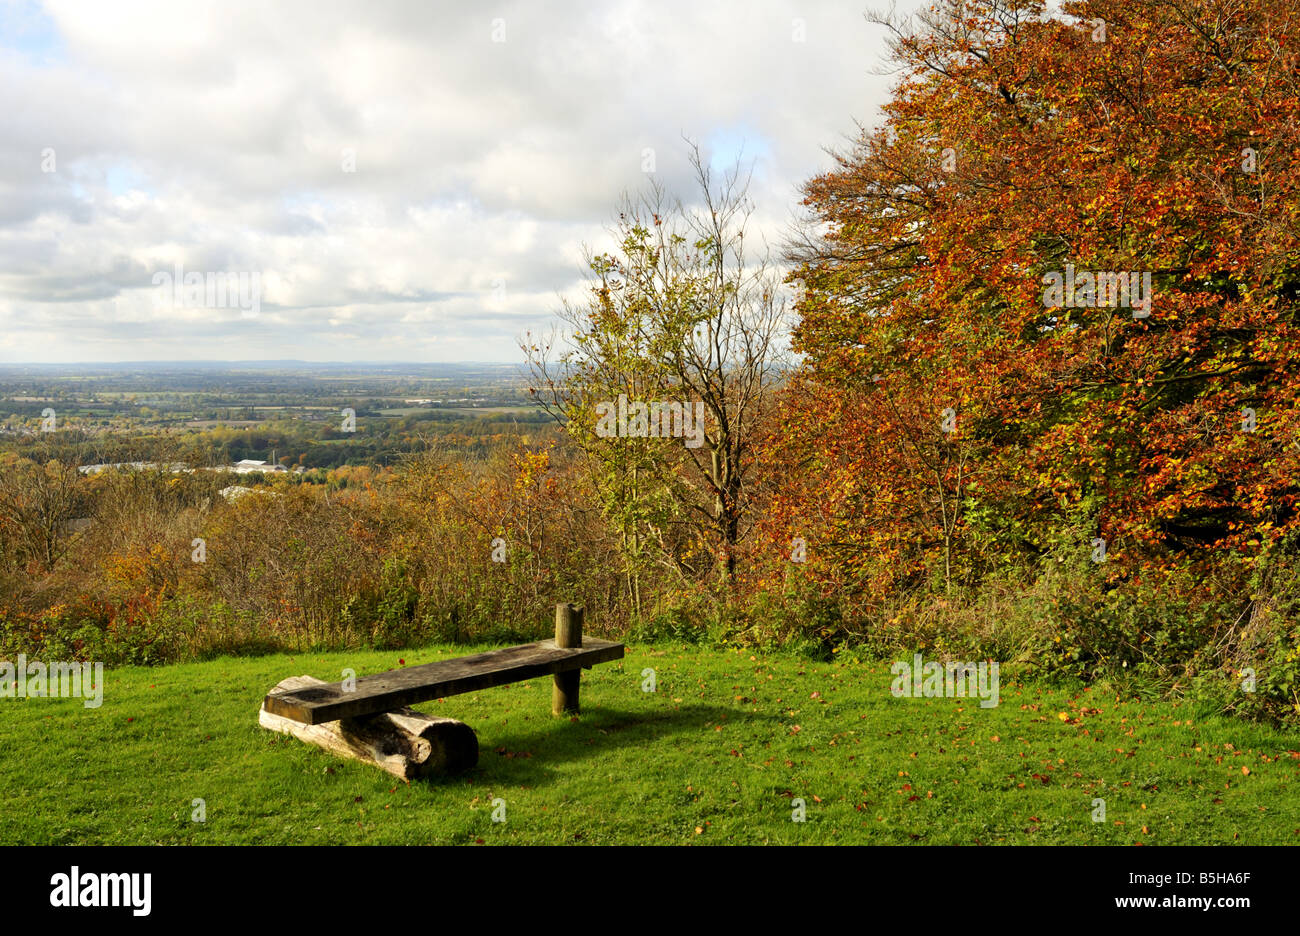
[{"x1": 552, "y1": 602, "x2": 583, "y2": 716}]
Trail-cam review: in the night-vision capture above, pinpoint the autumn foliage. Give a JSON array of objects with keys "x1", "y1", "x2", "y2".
[{"x1": 754, "y1": 0, "x2": 1300, "y2": 713}]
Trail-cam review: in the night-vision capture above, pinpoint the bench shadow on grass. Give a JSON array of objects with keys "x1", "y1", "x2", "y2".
[{"x1": 419, "y1": 704, "x2": 777, "y2": 789}]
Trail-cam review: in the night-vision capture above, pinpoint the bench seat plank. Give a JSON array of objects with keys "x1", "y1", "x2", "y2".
[{"x1": 263, "y1": 638, "x2": 625, "y2": 724}]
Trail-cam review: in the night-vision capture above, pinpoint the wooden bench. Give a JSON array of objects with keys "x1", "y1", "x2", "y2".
[{"x1": 258, "y1": 603, "x2": 623, "y2": 780}]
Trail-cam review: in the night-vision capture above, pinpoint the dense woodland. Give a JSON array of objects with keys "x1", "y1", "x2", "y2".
[{"x1": 1, "y1": 0, "x2": 1297, "y2": 725}]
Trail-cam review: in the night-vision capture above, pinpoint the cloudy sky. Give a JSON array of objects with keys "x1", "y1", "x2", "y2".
[{"x1": 0, "y1": 0, "x2": 926, "y2": 363}]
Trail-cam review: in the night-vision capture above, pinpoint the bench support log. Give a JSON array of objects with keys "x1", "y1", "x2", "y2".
[
  {"x1": 552, "y1": 603, "x2": 583, "y2": 715},
  {"x1": 259, "y1": 675, "x2": 478, "y2": 780}
]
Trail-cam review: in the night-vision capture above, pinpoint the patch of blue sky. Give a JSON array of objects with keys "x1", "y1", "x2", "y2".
[
  {"x1": 705, "y1": 124, "x2": 772, "y2": 176},
  {"x1": 105, "y1": 164, "x2": 148, "y2": 197},
  {"x1": 0, "y1": 1, "x2": 66, "y2": 65}
]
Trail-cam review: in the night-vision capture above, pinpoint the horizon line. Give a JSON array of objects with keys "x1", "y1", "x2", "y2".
[{"x1": 0, "y1": 359, "x2": 523, "y2": 366}]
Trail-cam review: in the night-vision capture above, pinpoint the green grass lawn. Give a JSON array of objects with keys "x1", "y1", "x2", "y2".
[{"x1": 3, "y1": 643, "x2": 1297, "y2": 845}]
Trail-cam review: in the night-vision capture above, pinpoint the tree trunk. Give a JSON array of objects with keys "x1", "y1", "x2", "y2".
[{"x1": 259, "y1": 675, "x2": 478, "y2": 779}]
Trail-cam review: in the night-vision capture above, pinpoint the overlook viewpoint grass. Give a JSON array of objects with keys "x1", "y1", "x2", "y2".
[{"x1": 3, "y1": 641, "x2": 1296, "y2": 846}]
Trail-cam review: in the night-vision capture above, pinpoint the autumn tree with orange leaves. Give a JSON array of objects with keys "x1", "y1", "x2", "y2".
[{"x1": 759, "y1": 0, "x2": 1300, "y2": 696}]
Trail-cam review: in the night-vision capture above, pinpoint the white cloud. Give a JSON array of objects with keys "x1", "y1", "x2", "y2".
[{"x1": 0, "y1": 0, "x2": 925, "y2": 361}]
